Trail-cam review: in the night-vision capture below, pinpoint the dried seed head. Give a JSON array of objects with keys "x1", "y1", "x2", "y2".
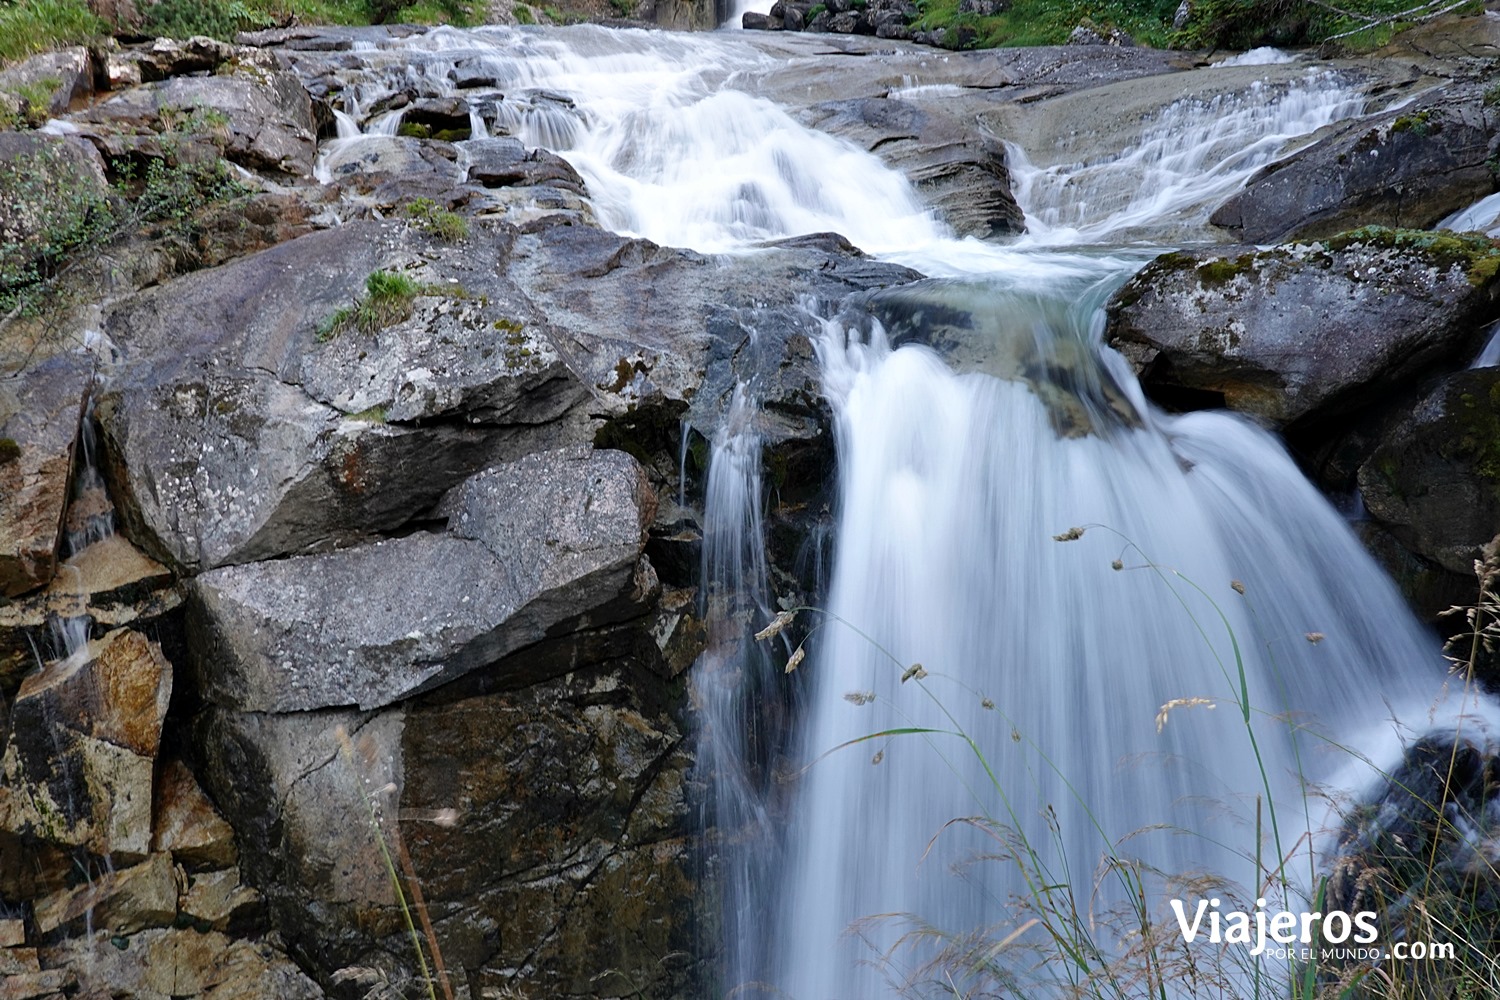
[
  {"x1": 1305, "y1": 632, "x2": 1325, "y2": 644},
  {"x1": 1155, "y1": 697, "x2": 1217, "y2": 734},
  {"x1": 843, "y1": 691, "x2": 876, "y2": 706},
  {"x1": 900, "y1": 663, "x2": 927, "y2": 683},
  {"x1": 1111, "y1": 559, "x2": 1124, "y2": 571},
  {"x1": 755, "y1": 609, "x2": 798, "y2": 641},
  {"x1": 1231, "y1": 580, "x2": 1246, "y2": 595},
  {"x1": 784, "y1": 645, "x2": 806, "y2": 674},
  {"x1": 1053, "y1": 526, "x2": 1086, "y2": 542},
  {"x1": 871, "y1": 750, "x2": 884, "y2": 765},
  {"x1": 981, "y1": 697, "x2": 995, "y2": 710}
]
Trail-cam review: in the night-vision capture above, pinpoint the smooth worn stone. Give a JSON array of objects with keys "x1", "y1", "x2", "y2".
[
  {"x1": 1360, "y1": 369, "x2": 1500, "y2": 574},
  {"x1": 1212, "y1": 89, "x2": 1497, "y2": 244}
]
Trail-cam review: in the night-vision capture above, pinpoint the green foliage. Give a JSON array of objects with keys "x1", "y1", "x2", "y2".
[
  {"x1": 1173, "y1": 0, "x2": 1483, "y2": 51},
  {"x1": 806, "y1": 2, "x2": 826, "y2": 16},
  {"x1": 404, "y1": 197, "x2": 469, "y2": 242},
  {"x1": 0, "y1": 0, "x2": 104, "y2": 65},
  {"x1": 318, "y1": 268, "x2": 422, "y2": 340},
  {"x1": 913, "y1": 0, "x2": 1178, "y2": 49},
  {"x1": 513, "y1": 3, "x2": 536, "y2": 21},
  {"x1": 608, "y1": 0, "x2": 633, "y2": 15},
  {"x1": 139, "y1": 0, "x2": 273, "y2": 40},
  {"x1": 0, "y1": 145, "x2": 115, "y2": 313},
  {"x1": 0, "y1": 437, "x2": 21, "y2": 464},
  {"x1": 0, "y1": 76, "x2": 61, "y2": 130}
]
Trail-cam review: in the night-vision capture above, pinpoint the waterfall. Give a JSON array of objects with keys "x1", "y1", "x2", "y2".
[
  {"x1": 319, "y1": 27, "x2": 1499, "y2": 996},
  {"x1": 693, "y1": 385, "x2": 784, "y2": 993}
]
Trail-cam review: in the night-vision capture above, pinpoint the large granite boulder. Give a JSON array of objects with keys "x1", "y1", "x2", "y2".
[
  {"x1": 1211, "y1": 88, "x2": 1499, "y2": 245},
  {"x1": 1105, "y1": 229, "x2": 1500, "y2": 426},
  {"x1": 78, "y1": 63, "x2": 319, "y2": 178}
]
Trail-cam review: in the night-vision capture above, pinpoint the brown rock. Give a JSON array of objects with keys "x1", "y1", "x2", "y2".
[
  {"x1": 0, "y1": 354, "x2": 91, "y2": 597},
  {"x1": 0, "y1": 969, "x2": 73, "y2": 1000},
  {"x1": 0, "y1": 947, "x2": 40, "y2": 974},
  {"x1": 181, "y1": 868, "x2": 261, "y2": 930},
  {"x1": 45, "y1": 928, "x2": 321, "y2": 999},
  {"x1": 32, "y1": 852, "x2": 177, "y2": 936},
  {"x1": 10, "y1": 628, "x2": 172, "y2": 759},
  {"x1": 0, "y1": 922, "x2": 22, "y2": 948},
  {"x1": 151, "y1": 760, "x2": 238, "y2": 869}
]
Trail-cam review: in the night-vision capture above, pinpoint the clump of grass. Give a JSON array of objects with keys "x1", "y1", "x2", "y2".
[
  {"x1": 404, "y1": 197, "x2": 468, "y2": 242},
  {"x1": 513, "y1": 3, "x2": 536, "y2": 21},
  {"x1": 0, "y1": 0, "x2": 104, "y2": 66},
  {"x1": 318, "y1": 269, "x2": 423, "y2": 341},
  {"x1": 0, "y1": 76, "x2": 61, "y2": 130},
  {"x1": 139, "y1": 0, "x2": 273, "y2": 40}
]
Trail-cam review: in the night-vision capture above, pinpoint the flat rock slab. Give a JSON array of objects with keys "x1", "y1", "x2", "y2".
[
  {"x1": 1106, "y1": 231, "x2": 1500, "y2": 426},
  {"x1": 188, "y1": 447, "x2": 654, "y2": 712}
]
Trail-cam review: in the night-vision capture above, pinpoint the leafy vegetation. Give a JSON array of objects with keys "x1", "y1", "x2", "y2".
[
  {"x1": 0, "y1": 0, "x2": 104, "y2": 65},
  {"x1": 0, "y1": 76, "x2": 61, "y2": 130},
  {"x1": 132, "y1": 0, "x2": 480, "y2": 39}
]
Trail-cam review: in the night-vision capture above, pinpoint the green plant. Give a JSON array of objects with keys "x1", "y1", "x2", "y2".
[
  {"x1": 513, "y1": 3, "x2": 536, "y2": 21},
  {"x1": 0, "y1": 146, "x2": 115, "y2": 315},
  {"x1": 0, "y1": 0, "x2": 104, "y2": 65},
  {"x1": 404, "y1": 197, "x2": 469, "y2": 242},
  {"x1": 318, "y1": 268, "x2": 423, "y2": 340},
  {"x1": 0, "y1": 76, "x2": 60, "y2": 129},
  {"x1": 139, "y1": 0, "x2": 273, "y2": 40},
  {"x1": 608, "y1": 0, "x2": 633, "y2": 15}
]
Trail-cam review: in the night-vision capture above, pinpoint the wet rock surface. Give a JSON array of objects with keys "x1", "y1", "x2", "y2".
[{"x1": 1212, "y1": 87, "x2": 1499, "y2": 244}]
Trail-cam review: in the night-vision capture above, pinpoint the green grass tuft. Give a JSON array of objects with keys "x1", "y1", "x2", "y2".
[{"x1": 0, "y1": 0, "x2": 104, "y2": 65}]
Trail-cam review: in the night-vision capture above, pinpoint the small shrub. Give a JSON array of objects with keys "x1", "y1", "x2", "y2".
[
  {"x1": 608, "y1": 0, "x2": 633, "y2": 15},
  {"x1": 139, "y1": 0, "x2": 272, "y2": 40},
  {"x1": 404, "y1": 197, "x2": 469, "y2": 242},
  {"x1": 513, "y1": 3, "x2": 536, "y2": 22}
]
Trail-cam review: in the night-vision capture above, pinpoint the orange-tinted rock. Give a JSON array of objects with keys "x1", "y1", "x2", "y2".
[{"x1": 152, "y1": 760, "x2": 237, "y2": 869}]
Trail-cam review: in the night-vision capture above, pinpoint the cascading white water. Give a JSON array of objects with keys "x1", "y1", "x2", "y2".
[{"x1": 321, "y1": 27, "x2": 1499, "y2": 996}]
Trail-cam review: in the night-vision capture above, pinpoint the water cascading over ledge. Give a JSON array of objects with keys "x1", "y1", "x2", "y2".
[{"x1": 266, "y1": 25, "x2": 1500, "y2": 996}]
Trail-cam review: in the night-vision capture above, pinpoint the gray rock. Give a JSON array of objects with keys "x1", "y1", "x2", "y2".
[
  {"x1": 1212, "y1": 90, "x2": 1497, "y2": 244},
  {"x1": 0, "y1": 353, "x2": 92, "y2": 597},
  {"x1": 797, "y1": 98, "x2": 1026, "y2": 238},
  {"x1": 1359, "y1": 369, "x2": 1500, "y2": 574},
  {"x1": 743, "y1": 11, "x2": 774, "y2": 28},
  {"x1": 97, "y1": 220, "x2": 593, "y2": 573},
  {"x1": 79, "y1": 67, "x2": 318, "y2": 177},
  {"x1": 187, "y1": 447, "x2": 655, "y2": 712},
  {"x1": 195, "y1": 666, "x2": 695, "y2": 999},
  {"x1": 462, "y1": 135, "x2": 587, "y2": 195},
  {"x1": 318, "y1": 135, "x2": 467, "y2": 205},
  {"x1": 0, "y1": 47, "x2": 93, "y2": 117},
  {"x1": 1106, "y1": 235, "x2": 1500, "y2": 426}
]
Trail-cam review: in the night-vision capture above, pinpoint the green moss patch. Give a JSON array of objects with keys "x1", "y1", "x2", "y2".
[{"x1": 1323, "y1": 226, "x2": 1500, "y2": 286}]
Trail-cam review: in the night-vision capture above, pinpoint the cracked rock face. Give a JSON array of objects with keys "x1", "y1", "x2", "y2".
[{"x1": 187, "y1": 447, "x2": 656, "y2": 713}]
